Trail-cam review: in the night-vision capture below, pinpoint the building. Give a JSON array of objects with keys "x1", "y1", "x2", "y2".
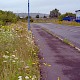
[{"x1": 75, "y1": 10, "x2": 80, "y2": 22}]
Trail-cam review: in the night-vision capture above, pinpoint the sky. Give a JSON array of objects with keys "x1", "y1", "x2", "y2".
[{"x1": 0, "y1": 0, "x2": 80, "y2": 14}]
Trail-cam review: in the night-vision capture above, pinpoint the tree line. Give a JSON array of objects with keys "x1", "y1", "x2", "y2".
[
  {"x1": 0, "y1": 9, "x2": 76, "y2": 24},
  {"x1": 35, "y1": 8, "x2": 76, "y2": 21},
  {"x1": 49, "y1": 8, "x2": 76, "y2": 20}
]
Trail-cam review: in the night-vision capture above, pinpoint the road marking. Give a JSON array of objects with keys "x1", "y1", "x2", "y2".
[
  {"x1": 75, "y1": 47, "x2": 80, "y2": 51},
  {"x1": 42, "y1": 27, "x2": 80, "y2": 52}
]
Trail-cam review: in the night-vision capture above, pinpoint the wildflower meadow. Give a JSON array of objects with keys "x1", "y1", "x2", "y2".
[{"x1": 0, "y1": 22, "x2": 40, "y2": 80}]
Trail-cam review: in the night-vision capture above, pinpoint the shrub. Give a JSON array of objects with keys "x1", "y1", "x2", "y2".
[
  {"x1": 59, "y1": 12, "x2": 76, "y2": 21},
  {"x1": 30, "y1": 18, "x2": 33, "y2": 22},
  {"x1": 36, "y1": 15, "x2": 39, "y2": 18},
  {"x1": 0, "y1": 10, "x2": 18, "y2": 25},
  {"x1": 0, "y1": 21, "x2": 5, "y2": 26}
]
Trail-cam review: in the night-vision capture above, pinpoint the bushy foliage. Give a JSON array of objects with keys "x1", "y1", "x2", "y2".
[
  {"x1": 25, "y1": 16, "x2": 32, "y2": 19},
  {"x1": 0, "y1": 10, "x2": 18, "y2": 26},
  {"x1": 59, "y1": 12, "x2": 76, "y2": 21},
  {"x1": 43, "y1": 15, "x2": 47, "y2": 18},
  {"x1": 49, "y1": 8, "x2": 61, "y2": 18},
  {"x1": 30, "y1": 18, "x2": 34, "y2": 22},
  {"x1": 25, "y1": 16, "x2": 34, "y2": 22},
  {"x1": 0, "y1": 21, "x2": 4, "y2": 26},
  {"x1": 36, "y1": 15, "x2": 39, "y2": 18}
]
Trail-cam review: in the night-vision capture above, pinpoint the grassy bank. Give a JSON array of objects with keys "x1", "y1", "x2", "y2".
[
  {"x1": 0, "y1": 22, "x2": 40, "y2": 80},
  {"x1": 53, "y1": 20, "x2": 80, "y2": 26},
  {"x1": 33, "y1": 18, "x2": 80, "y2": 26}
]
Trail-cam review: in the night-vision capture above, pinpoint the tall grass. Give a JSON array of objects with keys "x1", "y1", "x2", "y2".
[{"x1": 0, "y1": 22, "x2": 40, "y2": 80}]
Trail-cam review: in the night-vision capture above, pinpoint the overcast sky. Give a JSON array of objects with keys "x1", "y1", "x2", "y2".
[{"x1": 0, "y1": 0, "x2": 80, "y2": 14}]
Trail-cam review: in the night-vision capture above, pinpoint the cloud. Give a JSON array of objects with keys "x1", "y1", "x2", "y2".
[{"x1": 0, "y1": 0, "x2": 80, "y2": 13}]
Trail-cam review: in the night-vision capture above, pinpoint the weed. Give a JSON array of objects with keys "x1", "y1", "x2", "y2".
[
  {"x1": 0, "y1": 22, "x2": 40, "y2": 80},
  {"x1": 63, "y1": 38, "x2": 74, "y2": 47}
]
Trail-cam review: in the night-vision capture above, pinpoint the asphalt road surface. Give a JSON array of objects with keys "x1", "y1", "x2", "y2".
[
  {"x1": 31, "y1": 23, "x2": 80, "y2": 80},
  {"x1": 32, "y1": 23, "x2": 80, "y2": 49}
]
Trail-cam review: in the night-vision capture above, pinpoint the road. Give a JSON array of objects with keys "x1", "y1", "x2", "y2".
[
  {"x1": 31, "y1": 24, "x2": 80, "y2": 80},
  {"x1": 32, "y1": 23, "x2": 80, "y2": 49}
]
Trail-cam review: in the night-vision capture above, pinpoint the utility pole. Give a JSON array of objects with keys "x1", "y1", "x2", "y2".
[{"x1": 28, "y1": 0, "x2": 30, "y2": 30}]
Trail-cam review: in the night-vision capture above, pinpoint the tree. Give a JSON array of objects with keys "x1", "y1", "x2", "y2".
[
  {"x1": 49, "y1": 8, "x2": 61, "y2": 18},
  {"x1": 59, "y1": 12, "x2": 76, "y2": 21},
  {"x1": 25, "y1": 16, "x2": 33, "y2": 22},
  {"x1": 43, "y1": 15, "x2": 47, "y2": 18},
  {"x1": 25, "y1": 16, "x2": 32, "y2": 20},
  {"x1": 36, "y1": 15, "x2": 39, "y2": 18}
]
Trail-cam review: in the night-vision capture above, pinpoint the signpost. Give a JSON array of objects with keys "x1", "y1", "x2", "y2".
[{"x1": 28, "y1": 0, "x2": 30, "y2": 30}]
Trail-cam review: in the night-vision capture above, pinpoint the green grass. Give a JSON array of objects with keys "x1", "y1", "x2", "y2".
[
  {"x1": 0, "y1": 22, "x2": 40, "y2": 80},
  {"x1": 33, "y1": 18, "x2": 80, "y2": 26},
  {"x1": 63, "y1": 38, "x2": 74, "y2": 47},
  {"x1": 53, "y1": 20, "x2": 80, "y2": 26}
]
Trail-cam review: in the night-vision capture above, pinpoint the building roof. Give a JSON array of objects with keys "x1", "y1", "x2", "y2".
[{"x1": 75, "y1": 10, "x2": 80, "y2": 12}]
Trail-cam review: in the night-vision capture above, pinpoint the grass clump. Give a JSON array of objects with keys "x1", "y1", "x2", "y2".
[
  {"x1": 0, "y1": 22, "x2": 40, "y2": 80},
  {"x1": 63, "y1": 38, "x2": 74, "y2": 47}
]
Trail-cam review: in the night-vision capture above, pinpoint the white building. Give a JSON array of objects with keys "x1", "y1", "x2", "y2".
[{"x1": 75, "y1": 10, "x2": 80, "y2": 20}]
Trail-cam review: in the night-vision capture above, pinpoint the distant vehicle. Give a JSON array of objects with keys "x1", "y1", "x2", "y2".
[
  {"x1": 62, "y1": 10, "x2": 80, "y2": 23},
  {"x1": 75, "y1": 10, "x2": 80, "y2": 22},
  {"x1": 63, "y1": 16, "x2": 75, "y2": 21}
]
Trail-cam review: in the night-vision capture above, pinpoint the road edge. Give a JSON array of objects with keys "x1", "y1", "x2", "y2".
[{"x1": 42, "y1": 27, "x2": 80, "y2": 52}]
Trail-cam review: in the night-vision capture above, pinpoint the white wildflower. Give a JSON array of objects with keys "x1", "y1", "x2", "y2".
[
  {"x1": 26, "y1": 43, "x2": 27, "y2": 45},
  {"x1": 14, "y1": 57, "x2": 18, "y2": 60},
  {"x1": 12, "y1": 60, "x2": 16, "y2": 63},
  {"x1": 3, "y1": 61, "x2": 7, "y2": 63},
  {"x1": 18, "y1": 76, "x2": 22, "y2": 80},
  {"x1": 3, "y1": 55, "x2": 9, "y2": 59},
  {"x1": 32, "y1": 75, "x2": 37, "y2": 80},
  {"x1": 12, "y1": 55, "x2": 15, "y2": 57},
  {"x1": 5, "y1": 51, "x2": 9, "y2": 54},
  {"x1": 33, "y1": 53, "x2": 36, "y2": 55},
  {"x1": 13, "y1": 50, "x2": 17, "y2": 53},
  {"x1": 25, "y1": 66, "x2": 29, "y2": 69},
  {"x1": 32, "y1": 78, "x2": 34, "y2": 80},
  {"x1": 31, "y1": 41, "x2": 34, "y2": 44},
  {"x1": 25, "y1": 76, "x2": 29, "y2": 79},
  {"x1": 15, "y1": 50, "x2": 17, "y2": 52},
  {"x1": 17, "y1": 35, "x2": 20, "y2": 38},
  {"x1": 10, "y1": 34, "x2": 13, "y2": 36},
  {"x1": 27, "y1": 36, "x2": 29, "y2": 39},
  {"x1": 18, "y1": 68, "x2": 20, "y2": 70},
  {"x1": 3, "y1": 32, "x2": 5, "y2": 33},
  {"x1": 12, "y1": 28, "x2": 14, "y2": 31},
  {"x1": 20, "y1": 61, "x2": 24, "y2": 63},
  {"x1": 33, "y1": 75, "x2": 37, "y2": 79}
]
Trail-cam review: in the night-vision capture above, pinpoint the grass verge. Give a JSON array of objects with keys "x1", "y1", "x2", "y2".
[
  {"x1": 42, "y1": 27, "x2": 80, "y2": 52},
  {"x1": 33, "y1": 18, "x2": 80, "y2": 26},
  {"x1": 0, "y1": 21, "x2": 40, "y2": 80}
]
